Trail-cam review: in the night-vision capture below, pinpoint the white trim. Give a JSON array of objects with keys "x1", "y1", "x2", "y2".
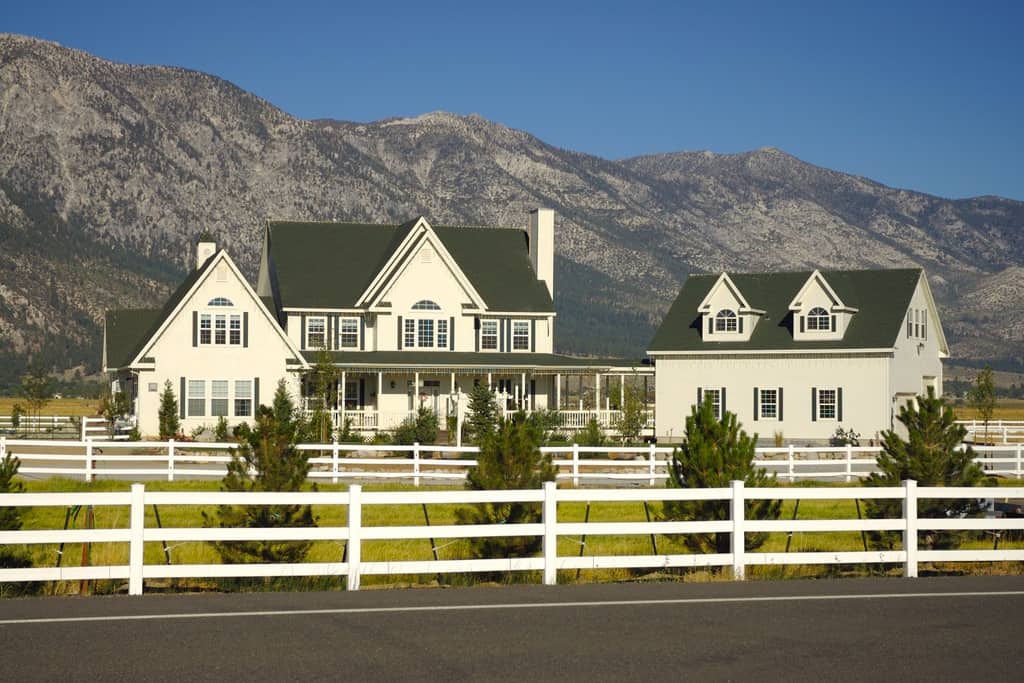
[
  {"x1": 283, "y1": 307, "x2": 366, "y2": 314},
  {"x1": 129, "y1": 251, "x2": 308, "y2": 369},
  {"x1": 788, "y1": 269, "x2": 846, "y2": 311},
  {"x1": 697, "y1": 273, "x2": 752, "y2": 313},
  {"x1": 647, "y1": 348, "x2": 895, "y2": 357},
  {"x1": 916, "y1": 272, "x2": 950, "y2": 358}
]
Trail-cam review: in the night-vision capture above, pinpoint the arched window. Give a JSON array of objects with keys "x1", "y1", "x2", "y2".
[
  {"x1": 807, "y1": 307, "x2": 830, "y2": 330},
  {"x1": 208, "y1": 297, "x2": 234, "y2": 307},
  {"x1": 412, "y1": 300, "x2": 441, "y2": 311},
  {"x1": 715, "y1": 309, "x2": 738, "y2": 332}
]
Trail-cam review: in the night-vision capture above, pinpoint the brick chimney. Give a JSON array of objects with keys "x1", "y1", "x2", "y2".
[{"x1": 528, "y1": 209, "x2": 554, "y2": 298}]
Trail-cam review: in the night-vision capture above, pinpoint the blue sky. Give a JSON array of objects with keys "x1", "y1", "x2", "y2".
[{"x1": 6, "y1": 1, "x2": 1023, "y2": 200}]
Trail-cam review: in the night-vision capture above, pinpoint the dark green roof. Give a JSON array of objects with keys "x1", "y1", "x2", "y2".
[
  {"x1": 300, "y1": 350, "x2": 645, "y2": 371},
  {"x1": 648, "y1": 269, "x2": 923, "y2": 352},
  {"x1": 104, "y1": 308, "x2": 162, "y2": 369},
  {"x1": 266, "y1": 220, "x2": 554, "y2": 313}
]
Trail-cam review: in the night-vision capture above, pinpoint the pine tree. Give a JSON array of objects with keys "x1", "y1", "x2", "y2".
[
  {"x1": 865, "y1": 388, "x2": 991, "y2": 550},
  {"x1": 457, "y1": 412, "x2": 557, "y2": 572},
  {"x1": 203, "y1": 380, "x2": 316, "y2": 565},
  {"x1": 0, "y1": 451, "x2": 31, "y2": 581},
  {"x1": 157, "y1": 380, "x2": 180, "y2": 439},
  {"x1": 663, "y1": 397, "x2": 780, "y2": 555},
  {"x1": 613, "y1": 384, "x2": 647, "y2": 444},
  {"x1": 466, "y1": 384, "x2": 499, "y2": 445}
]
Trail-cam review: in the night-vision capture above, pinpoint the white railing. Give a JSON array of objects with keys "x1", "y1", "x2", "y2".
[
  {"x1": 0, "y1": 415, "x2": 77, "y2": 436},
  {"x1": 4, "y1": 437, "x2": 1023, "y2": 485},
  {"x1": 957, "y1": 420, "x2": 1024, "y2": 444},
  {"x1": 554, "y1": 410, "x2": 654, "y2": 431},
  {"x1": 2, "y1": 481, "x2": 1021, "y2": 595}
]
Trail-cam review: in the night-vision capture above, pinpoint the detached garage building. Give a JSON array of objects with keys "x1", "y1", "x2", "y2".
[{"x1": 648, "y1": 269, "x2": 948, "y2": 443}]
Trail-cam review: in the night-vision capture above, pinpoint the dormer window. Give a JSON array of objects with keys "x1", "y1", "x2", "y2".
[
  {"x1": 715, "y1": 309, "x2": 738, "y2": 332},
  {"x1": 807, "y1": 307, "x2": 830, "y2": 331},
  {"x1": 412, "y1": 300, "x2": 441, "y2": 311},
  {"x1": 208, "y1": 297, "x2": 234, "y2": 307}
]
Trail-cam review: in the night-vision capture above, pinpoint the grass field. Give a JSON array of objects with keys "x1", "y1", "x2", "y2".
[
  {"x1": 954, "y1": 399, "x2": 1024, "y2": 421},
  {"x1": 0, "y1": 398, "x2": 100, "y2": 417},
  {"x1": 5, "y1": 478, "x2": 1022, "y2": 596}
]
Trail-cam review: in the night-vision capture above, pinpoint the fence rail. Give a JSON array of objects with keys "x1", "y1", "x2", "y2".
[
  {"x1": 957, "y1": 420, "x2": 1024, "y2": 444},
  {"x1": 1, "y1": 482, "x2": 1021, "y2": 595},
  {"x1": 2, "y1": 437, "x2": 1023, "y2": 485}
]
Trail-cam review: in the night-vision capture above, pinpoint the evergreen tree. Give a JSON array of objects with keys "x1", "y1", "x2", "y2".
[
  {"x1": 663, "y1": 397, "x2": 780, "y2": 555},
  {"x1": 613, "y1": 384, "x2": 647, "y2": 444},
  {"x1": 19, "y1": 367, "x2": 51, "y2": 423},
  {"x1": 203, "y1": 380, "x2": 316, "y2": 565},
  {"x1": 968, "y1": 367, "x2": 996, "y2": 444},
  {"x1": 865, "y1": 388, "x2": 991, "y2": 550},
  {"x1": 393, "y1": 406, "x2": 439, "y2": 445},
  {"x1": 157, "y1": 380, "x2": 180, "y2": 439},
  {"x1": 305, "y1": 347, "x2": 338, "y2": 444},
  {"x1": 466, "y1": 384, "x2": 500, "y2": 445},
  {"x1": 457, "y1": 412, "x2": 557, "y2": 572},
  {"x1": 0, "y1": 451, "x2": 32, "y2": 585}
]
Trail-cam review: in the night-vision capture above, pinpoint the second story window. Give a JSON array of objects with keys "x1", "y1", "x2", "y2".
[
  {"x1": 715, "y1": 309, "x2": 737, "y2": 332},
  {"x1": 417, "y1": 319, "x2": 435, "y2": 347},
  {"x1": 412, "y1": 300, "x2": 441, "y2": 311},
  {"x1": 481, "y1": 320, "x2": 498, "y2": 350},
  {"x1": 214, "y1": 315, "x2": 227, "y2": 344},
  {"x1": 199, "y1": 315, "x2": 212, "y2": 344},
  {"x1": 307, "y1": 317, "x2": 326, "y2": 349},
  {"x1": 512, "y1": 321, "x2": 530, "y2": 350},
  {"x1": 339, "y1": 318, "x2": 359, "y2": 349},
  {"x1": 807, "y1": 307, "x2": 830, "y2": 331},
  {"x1": 199, "y1": 313, "x2": 241, "y2": 346}
]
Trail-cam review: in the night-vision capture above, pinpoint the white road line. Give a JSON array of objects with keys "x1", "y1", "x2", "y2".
[{"x1": 3, "y1": 589, "x2": 1023, "y2": 626}]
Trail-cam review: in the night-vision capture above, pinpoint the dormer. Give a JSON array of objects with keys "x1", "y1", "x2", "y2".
[
  {"x1": 697, "y1": 273, "x2": 764, "y2": 342},
  {"x1": 789, "y1": 270, "x2": 858, "y2": 341}
]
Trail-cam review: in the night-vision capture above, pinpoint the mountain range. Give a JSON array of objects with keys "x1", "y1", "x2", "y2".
[{"x1": 1, "y1": 33, "x2": 1022, "y2": 388}]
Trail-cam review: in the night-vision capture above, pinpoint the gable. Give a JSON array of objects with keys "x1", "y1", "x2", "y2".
[
  {"x1": 376, "y1": 236, "x2": 478, "y2": 311},
  {"x1": 788, "y1": 270, "x2": 846, "y2": 311},
  {"x1": 649, "y1": 269, "x2": 924, "y2": 352}
]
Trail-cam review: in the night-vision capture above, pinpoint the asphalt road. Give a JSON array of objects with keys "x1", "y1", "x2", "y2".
[{"x1": 2, "y1": 576, "x2": 1023, "y2": 681}]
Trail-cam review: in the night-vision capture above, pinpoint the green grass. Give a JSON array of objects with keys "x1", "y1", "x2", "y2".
[{"x1": 6, "y1": 478, "x2": 1024, "y2": 595}]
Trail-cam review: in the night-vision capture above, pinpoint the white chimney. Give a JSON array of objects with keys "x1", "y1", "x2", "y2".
[
  {"x1": 528, "y1": 208, "x2": 554, "y2": 298},
  {"x1": 196, "y1": 240, "x2": 217, "y2": 270}
]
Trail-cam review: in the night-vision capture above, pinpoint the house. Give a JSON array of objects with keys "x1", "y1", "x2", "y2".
[
  {"x1": 105, "y1": 210, "x2": 652, "y2": 437},
  {"x1": 647, "y1": 268, "x2": 948, "y2": 443}
]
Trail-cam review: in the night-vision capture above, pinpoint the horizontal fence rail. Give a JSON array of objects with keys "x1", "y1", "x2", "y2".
[
  {"x1": 1, "y1": 482, "x2": 1022, "y2": 594},
  {"x1": 956, "y1": 420, "x2": 1024, "y2": 445},
  {"x1": 3, "y1": 437, "x2": 1023, "y2": 485}
]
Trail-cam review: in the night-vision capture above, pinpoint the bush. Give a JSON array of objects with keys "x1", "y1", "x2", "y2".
[
  {"x1": 336, "y1": 417, "x2": 365, "y2": 444},
  {"x1": 158, "y1": 380, "x2": 180, "y2": 440},
  {"x1": 577, "y1": 417, "x2": 606, "y2": 447},
  {"x1": 214, "y1": 416, "x2": 230, "y2": 442},
  {"x1": 613, "y1": 385, "x2": 647, "y2": 444},
  {"x1": 394, "y1": 407, "x2": 439, "y2": 445}
]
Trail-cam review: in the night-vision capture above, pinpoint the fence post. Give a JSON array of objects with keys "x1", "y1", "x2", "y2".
[
  {"x1": 903, "y1": 479, "x2": 918, "y2": 578},
  {"x1": 1003, "y1": 426, "x2": 1009, "y2": 445},
  {"x1": 85, "y1": 440, "x2": 94, "y2": 482},
  {"x1": 648, "y1": 442, "x2": 657, "y2": 486},
  {"x1": 845, "y1": 444, "x2": 853, "y2": 483},
  {"x1": 81, "y1": 418, "x2": 87, "y2": 441},
  {"x1": 129, "y1": 483, "x2": 146, "y2": 596},
  {"x1": 167, "y1": 438, "x2": 175, "y2": 482},
  {"x1": 413, "y1": 442, "x2": 420, "y2": 487},
  {"x1": 543, "y1": 481, "x2": 558, "y2": 586},
  {"x1": 787, "y1": 444, "x2": 795, "y2": 482},
  {"x1": 347, "y1": 484, "x2": 362, "y2": 591},
  {"x1": 572, "y1": 443, "x2": 580, "y2": 487},
  {"x1": 332, "y1": 437, "x2": 339, "y2": 485},
  {"x1": 730, "y1": 480, "x2": 745, "y2": 580},
  {"x1": 1017, "y1": 443, "x2": 1022, "y2": 479}
]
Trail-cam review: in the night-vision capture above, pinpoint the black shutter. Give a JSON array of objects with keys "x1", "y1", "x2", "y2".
[
  {"x1": 360, "y1": 317, "x2": 366, "y2": 351},
  {"x1": 707, "y1": 317, "x2": 714, "y2": 335},
  {"x1": 811, "y1": 388, "x2": 817, "y2": 422},
  {"x1": 243, "y1": 312, "x2": 249, "y2": 348},
  {"x1": 531, "y1": 320, "x2": 536, "y2": 352},
  {"x1": 530, "y1": 379, "x2": 536, "y2": 407},
  {"x1": 475, "y1": 317, "x2": 480, "y2": 352},
  {"x1": 254, "y1": 377, "x2": 260, "y2": 410},
  {"x1": 192, "y1": 312, "x2": 198, "y2": 347},
  {"x1": 697, "y1": 387, "x2": 703, "y2": 406},
  {"x1": 738, "y1": 317, "x2": 744, "y2": 334},
  {"x1": 301, "y1": 314, "x2": 307, "y2": 349},
  {"x1": 778, "y1": 387, "x2": 784, "y2": 421},
  {"x1": 799, "y1": 316, "x2": 805, "y2": 333},
  {"x1": 831, "y1": 315, "x2": 837, "y2": 332},
  {"x1": 179, "y1": 377, "x2": 186, "y2": 418},
  {"x1": 753, "y1": 387, "x2": 759, "y2": 421},
  {"x1": 721, "y1": 387, "x2": 727, "y2": 414},
  {"x1": 837, "y1": 388, "x2": 844, "y2": 422},
  {"x1": 450, "y1": 316, "x2": 455, "y2": 351},
  {"x1": 326, "y1": 316, "x2": 332, "y2": 350},
  {"x1": 506, "y1": 320, "x2": 512, "y2": 351},
  {"x1": 359, "y1": 378, "x2": 365, "y2": 408},
  {"x1": 397, "y1": 316, "x2": 403, "y2": 350}
]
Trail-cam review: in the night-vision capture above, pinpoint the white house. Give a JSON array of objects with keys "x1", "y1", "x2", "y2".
[
  {"x1": 647, "y1": 268, "x2": 948, "y2": 443},
  {"x1": 105, "y1": 210, "x2": 651, "y2": 437}
]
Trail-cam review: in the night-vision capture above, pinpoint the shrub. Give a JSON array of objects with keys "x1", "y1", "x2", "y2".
[
  {"x1": 214, "y1": 416, "x2": 230, "y2": 442},
  {"x1": 466, "y1": 384, "x2": 500, "y2": 445},
  {"x1": 577, "y1": 417, "x2": 606, "y2": 447},
  {"x1": 157, "y1": 380, "x2": 180, "y2": 440},
  {"x1": 613, "y1": 384, "x2": 647, "y2": 444},
  {"x1": 394, "y1": 407, "x2": 439, "y2": 445}
]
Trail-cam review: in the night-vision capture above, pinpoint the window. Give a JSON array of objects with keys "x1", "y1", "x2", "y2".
[
  {"x1": 208, "y1": 297, "x2": 233, "y2": 307},
  {"x1": 702, "y1": 388, "x2": 722, "y2": 419},
  {"x1": 404, "y1": 318, "x2": 416, "y2": 348},
  {"x1": 339, "y1": 318, "x2": 359, "y2": 348},
  {"x1": 344, "y1": 380, "x2": 359, "y2": 410},
  {"x1": 715, "y1": 309, "x2": 737, "y2": 332},
  {"x1": 229, "y1": 315, "x2": 241, "y2": 345},
  {"x1": 187, "y1": 380, "x2": 206, "y2": 417},
  {"x1": 512, "y1": 321, "x2": 530, "y2": 350},
  {"x1": 211, "y1": 380, "x2": 229, "y2": 417},
  {"x1": 417, "y1": 319, "x2": 435, "y2": 348},
  {"x1": 807, "y1": 307, "x2": 830, "y2": 331},
  {"x1": 818, "y1": 389, "x2": 837, "y2": 420},
  {"x1": 199, "y1": 314, "x2": 212, "y2": 344},
  {"x1": 234, "y1": 380, "x2": 252, "y2": 417},
  {"x1": 307, "y1": 317, "x2": 325, "y2": 349},
  {"x1": 907, "y1": 313, "x2": 913, "y2": 339},
  {"x1": 412, "y1": 300, "x2": 441, "y2": 311},
  {"x1": 214, "y1": 315, "x2": 227, "y2": 344},
  {"x1": 759, "y1": 388, "x2": 778, "y2": 419},
  {"x1": 481, "y1": 320, "x2": 498, "y2": 350},
  {"x1": 437, "y1": 319, "x2": 448, "y2": 349}
]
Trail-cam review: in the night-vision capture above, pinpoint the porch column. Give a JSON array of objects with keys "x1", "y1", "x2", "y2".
[
  {"x1": 451, "y1": 371, "x2": 456, "y2": 394},
  {"x1": 414, "y1": 371, "x2": 420, "y2": 412},
  {"x1": 620, "y1": 373, "x2": 625, "y2": 409},
  {"x1": 487, "y1": 372, "x2": 492, "y2": 391},
  {"x1": 521, "y1": 372, "x2": 527, "y2": 410},
  {"x1": 340, "y1": 370, "x2": 347, "y2": 426},
  {"x1": 377, "y1": 371, "x2": 383, "y2": 426},
  {"x1": 556, "y1": 373, "x2": 561, "y2": 410},
  {"x1": 595, "y1": 373, "x2": 600, "y2": 413}
]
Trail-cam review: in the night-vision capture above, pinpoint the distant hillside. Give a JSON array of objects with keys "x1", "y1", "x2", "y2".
[{"x1": 1, "y1": 33, "x2": 1022, "y2": 388}]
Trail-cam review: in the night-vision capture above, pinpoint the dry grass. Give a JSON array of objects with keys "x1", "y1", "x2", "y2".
[
  {"x1": 955, "y1": 399, "x2": 1024, "y2": 421},
  {"x1": 0, "y1": 398, "x2": 101, "y2": 417}
]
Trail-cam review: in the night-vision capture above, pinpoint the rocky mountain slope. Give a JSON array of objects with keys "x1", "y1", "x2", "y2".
[{"x1": 1, "y1": 33, "x2": 1022, "y2": 386}]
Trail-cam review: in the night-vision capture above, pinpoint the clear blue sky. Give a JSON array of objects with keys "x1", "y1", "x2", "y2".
[{"x1": 6, "y1": 0, "x2": 1023, "y2": 200}]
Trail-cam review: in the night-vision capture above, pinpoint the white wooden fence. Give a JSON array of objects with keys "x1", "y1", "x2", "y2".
[
  {"x1": 1, "y1": 481, "x2": 1021, "y2": 595},
  {"x1": 3, "y1": 437, "x2": 1023, "y2": 485},
  {"x1": 957, "y1": 420, "x2": 1024, "y2": 444}
]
